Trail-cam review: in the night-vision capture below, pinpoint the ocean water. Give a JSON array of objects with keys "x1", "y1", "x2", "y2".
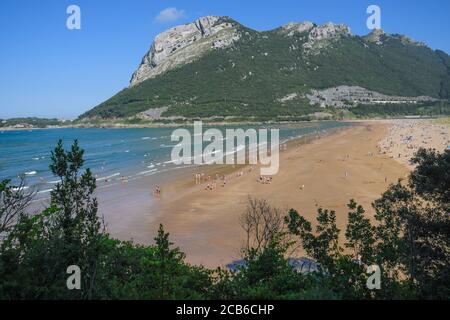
[{"x1": 0, "y1": 122, "x2": 351, "y2": 195}]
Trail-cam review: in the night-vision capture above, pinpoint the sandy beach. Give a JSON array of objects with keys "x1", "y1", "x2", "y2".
[
  {"x1": 96, "y1": 119, "x2": 448, "y2": 268},
  {"x1": 147, "y1": 122, "x2": 412, "y2": 268}
]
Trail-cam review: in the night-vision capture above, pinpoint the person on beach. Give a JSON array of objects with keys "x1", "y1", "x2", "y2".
[{"x1": 153, "y1": 185, "x2": 161, "y2": 198}]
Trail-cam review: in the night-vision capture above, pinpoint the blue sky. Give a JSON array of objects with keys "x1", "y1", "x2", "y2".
[{"x1": 0, "y1": 0, "x2": 449, "y2": 119}]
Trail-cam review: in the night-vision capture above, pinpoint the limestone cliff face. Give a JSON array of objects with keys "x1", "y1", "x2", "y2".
[
  {"x1": 302, "y1": 22, "x2": 351, "y2": 54},
  {"x1": 130, "y1": 16, "x2": 240, "y2": 86},
  {"x1": 363, "y1": 28, "x2": 386, "y2": 44},
  {"x1": 280, "y1": 21, "x2": 314, "y2": 36},
  {"x1": 280, "y1": 21, "x2": 351, "y2": 54},
  {"x1": 363, "y1": 28, "x2": 426, "y2": 47}
]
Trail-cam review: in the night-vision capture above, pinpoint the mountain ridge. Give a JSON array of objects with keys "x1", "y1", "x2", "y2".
[{"x1": 80, "y1": 16, "x2": 450, "y2": 120}]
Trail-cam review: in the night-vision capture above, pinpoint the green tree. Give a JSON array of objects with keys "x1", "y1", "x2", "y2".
[
  {"x1": 372, "y1": 148, "x2": 450, "y2": 298},
  {"x1": 48, "y1": 140, "x2": 104, "y2": 299},
  {"x1": 285, "y1": 148, "x2": 449, "y2": 299},
  {"x1": 0, "y1": 178, "x2": 33, "y2": 235},
  {"x1": 285, "y1": 207, "x2": 341, "y2": 273},
  {"x1": 409, "y1": 148, "x2": 450, "y2": 210},
  {"x1": 154, "y1": 224, "x2": 185, "y2": 299},
  {"x1": 0, "y1": 140, "x2": 105, "y2": 299},
  {"x1": 0, "y1": 141, "x2": 214, "y2": 300},
  {"x1": 345, "y1": 199, "x2": 375, "y2": 264}
]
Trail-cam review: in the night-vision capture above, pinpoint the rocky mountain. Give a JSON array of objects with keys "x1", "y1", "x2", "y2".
[
  {"x1": 80, "y1": 16, "x2": 450, "y2": 120},
  {"x1": 130, "y1": 16, "x2": 241, "y2": 86}
]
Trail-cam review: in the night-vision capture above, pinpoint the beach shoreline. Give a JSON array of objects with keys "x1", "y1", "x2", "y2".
[
  {"x1": 147, "y1": 122, "x2": 412, "y2": 268},
  {"x1": 26, "y1": 119, "x2": 449, "y2": 269},
  {"x1": 1, "y1": 119, "x2": 341, "y2": 131},
  {"x1": 91, "y1": 122, "x2": 353, "y2": 246},
  {"x1": 97, "y1": 119, "x2": 447, "y2": 268},
  {"x1": 2, "y1": 116, "x2": 448, "y2": 131},
  {"x1": 146, "y1": 119, "x2": 446, "y2": 268}
]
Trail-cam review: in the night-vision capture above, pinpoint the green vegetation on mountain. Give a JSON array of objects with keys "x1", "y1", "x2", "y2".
[
  {"x1": 80, "y1": 18, "x2": 450, "y2": 121},
  {"x1": 0, "y1": 117, "x2": 66, "y2": 128},
  {"x1": 1, "y1": 142, "x2": 449, "y2": 299}
]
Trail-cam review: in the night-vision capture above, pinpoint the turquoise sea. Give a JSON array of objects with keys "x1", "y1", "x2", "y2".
[{"x1": 0, "y1": 122, "x2": 352, "y2": 195}]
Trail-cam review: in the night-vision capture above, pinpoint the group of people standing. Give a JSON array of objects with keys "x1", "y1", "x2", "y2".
[{"x1": 153, "y1": 185, "x2": 161, "y2": 198}]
